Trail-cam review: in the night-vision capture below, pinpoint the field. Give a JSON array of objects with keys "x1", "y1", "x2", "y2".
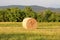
[{"x1": 0, "y1": 22, "x2": 60, "y2": 40}]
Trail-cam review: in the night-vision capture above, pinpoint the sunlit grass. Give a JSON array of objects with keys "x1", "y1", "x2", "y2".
[
  {"x1": 0, "y1": 22, "x2": 60, "y2": 40},
  {"x1": 0, "y1": 22, "x2": 22, "y2": 27},
  {"x1": 0, "y1": 22, "x2": 60, "y2": 28}
]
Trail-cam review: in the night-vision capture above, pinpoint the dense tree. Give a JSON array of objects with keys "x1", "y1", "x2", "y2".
[
  {"x1": 23, "y1": 6, "x2": 37, "y2": 18},
  {"x1": 0, "y1": 7, "x2": 60, "y2": 22},
  {"x1": 42, "y1": 9, "x2": 54, "y2": 22}
]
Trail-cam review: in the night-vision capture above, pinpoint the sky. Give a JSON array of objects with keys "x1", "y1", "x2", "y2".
[{"x1": 0, "y1": 0, "x2": 60, "y2": 8}]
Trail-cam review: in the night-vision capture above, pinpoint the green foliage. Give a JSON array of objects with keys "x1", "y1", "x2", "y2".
[
  {"x1": 0, "y1": 7, "x2": 60, "y2": 22},
  {"x1": 23, "y1": 6, "x2": 37, "y2": 18}
]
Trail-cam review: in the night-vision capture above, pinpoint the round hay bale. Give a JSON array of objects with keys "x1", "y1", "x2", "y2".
[{"x1": 22, "y1": 18, "x2": 37, "y2": 29}]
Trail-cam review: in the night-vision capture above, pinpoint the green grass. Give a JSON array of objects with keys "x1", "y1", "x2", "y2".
[
  {"x1": 0, "y1": 22, "x2": 60, "y2": 40},
  {"x1": 0, "y1": 33, "x2": 60, "y2": 40}
]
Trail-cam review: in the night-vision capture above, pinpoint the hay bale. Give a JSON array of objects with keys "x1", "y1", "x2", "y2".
[{"x1": 22, "y1": 18, "x2": 37, "y2": 29}]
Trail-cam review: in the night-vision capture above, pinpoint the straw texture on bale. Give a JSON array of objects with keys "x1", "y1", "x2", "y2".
[{"x1": 22, "y1": 18, "x2": 37, "y2": 29}]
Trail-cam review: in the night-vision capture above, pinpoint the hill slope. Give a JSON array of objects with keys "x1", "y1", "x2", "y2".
[{"x1": 0, "y1": 5, "x2": 60, "y2": 13}]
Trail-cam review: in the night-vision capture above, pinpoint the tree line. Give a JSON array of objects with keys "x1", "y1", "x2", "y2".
[{"x1": 0, "y1": 7, "x2": 60, "y2": 22}]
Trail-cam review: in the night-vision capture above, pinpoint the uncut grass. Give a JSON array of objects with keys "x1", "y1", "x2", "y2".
[{"x1": 0, "y1": 34, "x2": 60, "y2": 40}]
